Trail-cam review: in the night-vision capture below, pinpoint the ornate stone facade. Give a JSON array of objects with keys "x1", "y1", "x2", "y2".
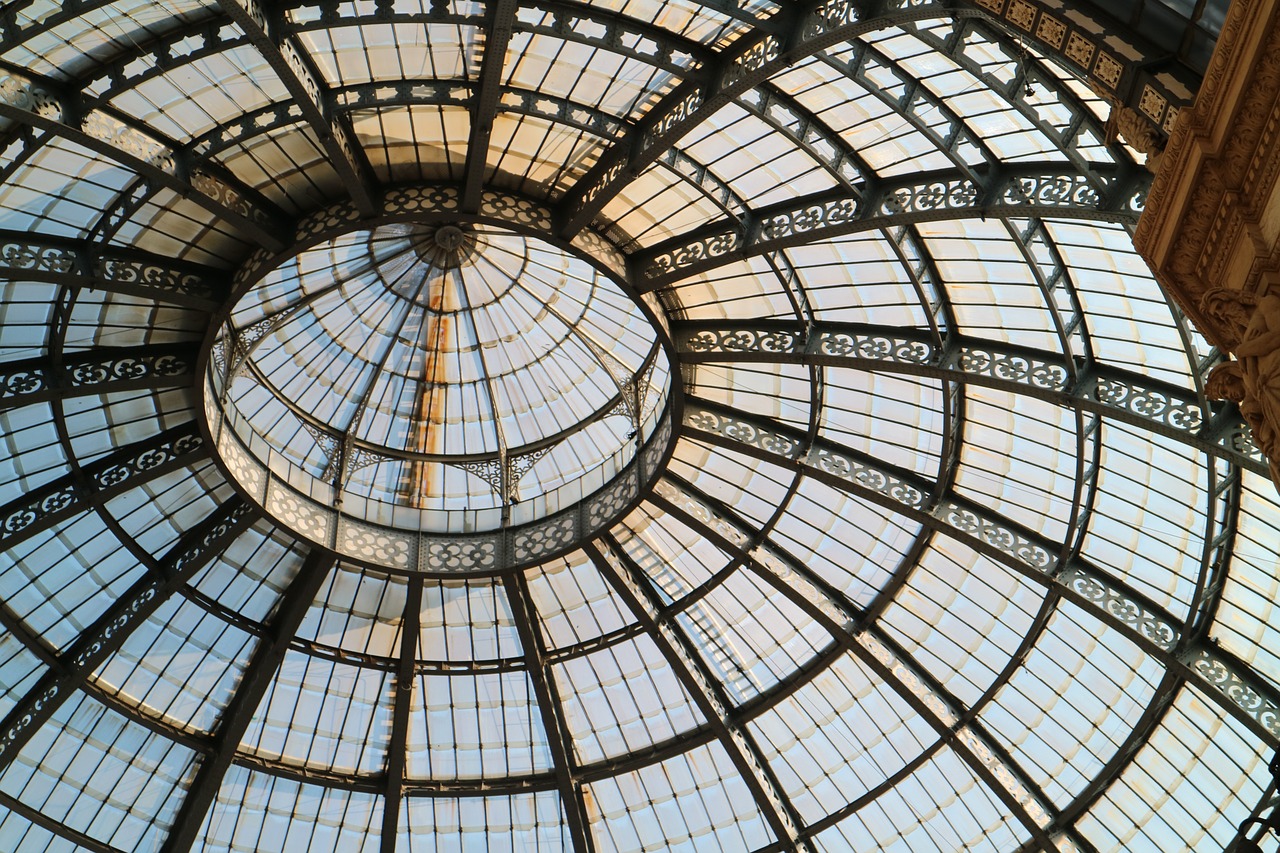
[{"x1": 1134, "y1": 0, "x2": 1280, "y2": 490}]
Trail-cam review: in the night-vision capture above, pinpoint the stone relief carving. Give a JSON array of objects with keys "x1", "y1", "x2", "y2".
[
  {"x1": 1134, "y1": 0, "x2": 1280, "y2": 494},
  {"x1": 1205, "y1": 290, "x2": 1280, "y2": 484},
  {"x1": 1092, "y1": 83, "x2": 1165, "y2": 172}
]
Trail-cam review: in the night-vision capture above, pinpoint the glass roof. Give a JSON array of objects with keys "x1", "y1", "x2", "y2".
[
  {"x1": 216, "y1": 221, "x2": 669, "y2": 528},
  {"x1": 0, "y1": 1, "x2": 1275, "y2": 852}
]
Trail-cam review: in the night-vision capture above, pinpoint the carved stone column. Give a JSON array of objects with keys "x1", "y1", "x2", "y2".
[{"x1": 1134, "y1": 0, "x2": 1280, "y2": 488}]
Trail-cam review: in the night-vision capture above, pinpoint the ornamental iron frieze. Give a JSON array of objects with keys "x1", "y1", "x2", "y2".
[
  {"x1": 1, "y1": 346, "x2": 200, "y2": 409},
  {"x1": 639, "y1": 167, "x2": 1143, "y2": 285},
  {"x1": 81, "y1": 110, "x2": 175, "y2": 171},
  {"x1": 0, "y1": 425, "x2": 204, "y2": 550},
  {"x1": 686, "y1": 405, "x2": 805, "y2": 460},
  {"x1": 67, "y1": 346, "x2": 193, "y2": 388},
  {"x1": 0, "y1": 684, "x2": 58, "y2": 763},
  {"x1": 207, "y1": 369, "x2": 675, "y2": 575},
  {"x1": 0, "y1": 73, "x2": 59, "y2": 119},
  {"x1": 1057, "y1": 564, "x2": 1180, "y2": 651},
  {"x1": 189, "y1": 169, "x2": 275, "y2": 226},
  {"x1": 169, "y1": 499, "x2": 257, "y2": 575},
  {"x1": 1089, "y1": 374, "x2": 1204, "y2": 432},
  {"x1": 676, "y1": 321, "x2": 1265, "y2": 476},
  {"x1": 938, "y1": 501, "x2": 1054, "y2": 569},
  {"x1": 955, "y1": 348, "x2": 1069, "y2": 391},
  {"x1": 89, "y1": 430, "x2": 204, "y2": 492},
  {"x1": 1188, "y1": 648, "x2": 1280, "y2": 739},
  {"x1": 0, "y1": 235, "x2": 222, "y2": 304},
  {"x1": 641, "y1": 89, "x2": 704, "y2": 152},
  {"x1": 0, "y1": 483, "x2": 78, "y2": 542},
  {"x1": 0, "y1": 238, "x2": 76, "y2": 275},
  {"x1": 95, "y1": 256, "x2": 220, "y2": 302}
]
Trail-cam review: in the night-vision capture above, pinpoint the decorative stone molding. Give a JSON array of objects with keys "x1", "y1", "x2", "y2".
[
  {"x1": 1090, "y1": 83, "x2": 1165, "y2": 173},
  {"x1": 1134, "y1": 0, "x2": 1280, "y2": 490}
]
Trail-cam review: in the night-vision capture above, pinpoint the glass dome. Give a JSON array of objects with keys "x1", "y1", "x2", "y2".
[
  {"x1": 210, "y1": 216, "x2": 673, "y2": 545},
  {"x1": 0, "y1": 1, "x2": 1276, "y2": 852}
]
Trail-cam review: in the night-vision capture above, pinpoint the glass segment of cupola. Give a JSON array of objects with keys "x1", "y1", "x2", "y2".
[{"x1": 214, "y1": 221, "x2": 671, "y2": 538}]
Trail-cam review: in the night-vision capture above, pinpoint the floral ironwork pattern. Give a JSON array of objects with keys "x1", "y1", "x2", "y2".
[
  {"x1": 1188, "y1": 649, "x2": 1280, "y2": 738},
  {"x1": 0, "y1": 425, "x2": 203, "y2": 549},
  {"x1": 1058, "y1": 564, "x2": 1180, "y2": 651},
  {"x1": 640, "y1": 169, "x2": 1140, "y2": 283}
]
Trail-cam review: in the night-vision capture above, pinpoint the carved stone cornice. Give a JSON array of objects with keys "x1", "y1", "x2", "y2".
[
  {"x1": 1134, "y1": 0, "x2": 1280, "y2": 489},
  {"x1": 1135, "y1": 0, "x2": 1280, "y2": 344}
]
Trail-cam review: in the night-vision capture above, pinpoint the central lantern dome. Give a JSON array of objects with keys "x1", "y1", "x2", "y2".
[{"x1": 201, "y1": 204, "x2": 676, "y2": 574}]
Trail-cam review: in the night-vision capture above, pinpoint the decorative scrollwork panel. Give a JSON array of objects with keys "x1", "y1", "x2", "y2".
[
  {"x1": 1057, "y1": 564, "x2": 1180, "y2": 651},
  {"x1": 0, "y1": 425, "x2": 204, "y2": 551},
  {"x1": 638, "y1": 166, "x2": 1139, "y2": 286},
  {"x1": 1188, "y1": 648, "x2": 1280, "y2": 738},
  {"x1": 1089, "y1": 374, "x2": 1205, "y2": 432}
]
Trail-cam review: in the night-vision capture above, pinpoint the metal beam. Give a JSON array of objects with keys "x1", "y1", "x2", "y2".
[
  {"x1": 162, "y1": 548, "x2": 337, "y2": 853},
  {"x1": 650, "y1": 475, "x2": 1062, "y2": 848},
  {"x1": 214, "y1": 0, "x2": 377, "y2": 216},
  {"x1": 739, "y1": 81, "x2": 872, "y2": 191},
  {"x1": 682, "y1": 400, "x2": 1280, "y2": 748},
  {"x1": 817, "y1": 39, "x2": 998, "y2": 180},
  {"x1": 632, "y1": 163, "x2": 1147, "y2": 288},
  {"x1": 461, "y1": 0, "x2": 519, "y2": 212},
  {"x1": 1010, "y1": 668, "x2": 1180, "y2": 853},
  {"x1": 0, "y1": 68, "x2": 289, "y2": 251},
  {"x1": 379, "y1": 575, "x2": 423, "y2": 851},
  {"x1": 0, "y1": 788, "x2": 124, "y2": 853},
  {"x1": 504, "y1": 572, "x2": 596, "y2": 852},
  {"x1": 0, "y1": 497, "x2": 258, "y2": 773},
  {"x1": 0, "y1": 231, "x2": 228, "y2": 310},
  {"x1": 0, "y1": 421, "x2": 207, "y2": 555},
  {"x1": 586, "y1": 539, "x2": 812, "y2": 852},
  {"x1": 86, "y1": 177, "x2": 160, "y2": 247},
  {"x1": 238, "y1": 80, "x2": 756, "y2": 229},
  {"x1": 673, "y1": 320, "x2": 1267, "y2": 476},
  {"x1": 553, "y1": 0, "x2": 977, "y2": 237},
  {"x1": 0, "y1": 343, "x2": 199, "y2": 411}
]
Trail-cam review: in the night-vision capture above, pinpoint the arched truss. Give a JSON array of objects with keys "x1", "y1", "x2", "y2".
[{"x1": 0, "y1": 1, "x2": 1271, "y2": 852}]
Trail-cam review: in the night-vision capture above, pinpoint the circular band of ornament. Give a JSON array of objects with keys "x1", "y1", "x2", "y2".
[{"x1": 197, "y1": 186, "x2": 681, "y2": 576}]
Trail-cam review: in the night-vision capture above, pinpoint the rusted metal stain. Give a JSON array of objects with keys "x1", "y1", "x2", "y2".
[{"x1": 400, "y1": 268, "x2": 450, "y2": 508}]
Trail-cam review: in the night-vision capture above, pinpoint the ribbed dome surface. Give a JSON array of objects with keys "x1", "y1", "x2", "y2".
[
  {"x1": 218, "y1": 220, "x2": 668, "y2": 528},
  {"x1": 0, "y1": 1, "x2": 1276, "y2": 852}
]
